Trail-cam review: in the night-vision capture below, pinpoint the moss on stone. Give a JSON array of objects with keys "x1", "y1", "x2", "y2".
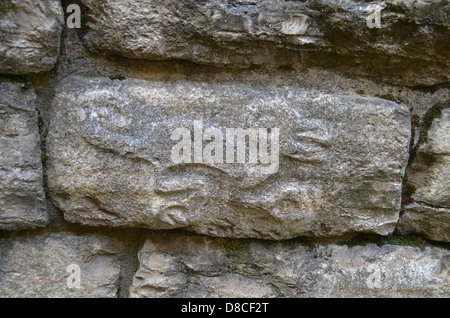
[{"x1": 386, "y1": 235, "x2": 427, "y2": 249}]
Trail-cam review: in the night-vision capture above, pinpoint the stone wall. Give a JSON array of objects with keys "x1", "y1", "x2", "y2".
[{"x1": 0, "y1": 0, "x2": 448, "y2": 298}]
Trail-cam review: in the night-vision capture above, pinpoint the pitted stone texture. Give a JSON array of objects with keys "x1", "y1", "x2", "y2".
[
  {"x1": 130, "y1": 233, "x2": 450, "y2": 298},
  {"x1": 0, "y1": 0, "x2": 63, "y2": 74},
  {"x1": 0, "y1": 232, "x2": 121, "y2": 298},
  {"x1": 0, "y1": 82, "x2": 47, "y2": 230},
  {"x1": 47, "y1": 76, "x2": 410, "y2": 239},
  {"x1": 400, "y1": 108, "x2": 450, "y2": 242},
  {"x1": 81, "y1": 0, "x2": 449, "y2": 86}
]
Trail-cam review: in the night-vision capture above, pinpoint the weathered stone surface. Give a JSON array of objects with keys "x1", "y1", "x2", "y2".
[
  {"x1": 400, "y1": 108, "x2": 450, "y2": 242},
  {"x1": 0, "y1": 0, "x2": 63, "y2": 74},
  {"x1": 81, "y1": 0, "x2": 449, "y2": 86},
  {"x1": 0, "y1": 82, "x2": 47, "y2": 230},
  {"x1": 409, "y1": 108, "x2": 450, "y2": 208},
  {"x1": 0, "y1": 232, "x2": 121, "y2": 298},
  {"x1": 47, "y1": 76, "x2": 410, "y2": 239},
  {"x1": 398, "y1": 203, "x2": 450, "y2": 243},
  {"x1": 130, "y1": 233, "x2": 450, "y2": 298}
]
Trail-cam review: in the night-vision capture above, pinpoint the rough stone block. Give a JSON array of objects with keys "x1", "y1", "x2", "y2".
[
  {"x1": 47, "y1": 76, "x2": 410, "y2": 239},
  {"x1": 0, "y1": 232, "x2": 121, "y2": 298},
  {"x1": 0, "y1": 0, "x2": 63, "y2": 74},
  {"x1": 400, "y1": 108, "x2": 450, "y2": 242},
  {"x1": 0, "y1": 82, "x2": 47, "y2": 230},
  {"x1": 130, "y1": 233, "x2": 450, "y2": 298},
  {"x1": 81, "y1": 0, "x2": 450, "y2": 86}
]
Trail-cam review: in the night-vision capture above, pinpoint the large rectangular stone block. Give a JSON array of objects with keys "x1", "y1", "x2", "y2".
[
  {"x1": 81, "y1": 0, "x2": 450, "y2": 86},
  {"x1": 130, "y1": 233, "x2": 450, "y2": 298},
  {"x1": 47, "y1": 76, "x2": 411, "y2": 239}
]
